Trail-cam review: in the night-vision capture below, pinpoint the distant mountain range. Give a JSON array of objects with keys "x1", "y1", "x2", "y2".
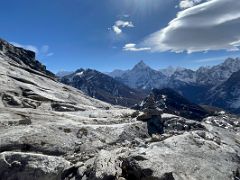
[
  {"x1": 58, "y1": 58, "x2": 240, "y2": 114},
  {"x1": 60, "y1": 69, "x2": 146, "y2": 107},
  {"x1": 206, "y1": 69, "x2": 240, "y2": 114},
  {"x1": 108, "y1": 58, "x2": 240, "y2": 87},
  {"x1": 107, "y1": 58, "x2": 240, "y2": 113}
]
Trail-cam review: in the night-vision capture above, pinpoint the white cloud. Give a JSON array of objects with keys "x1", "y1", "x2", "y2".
[
  {"x1": 118, "y1": 14, "x2": 130, "y2": 18},
  {"x1": 11, "y1": 42, "x2": 54, "y2": 57},
  {"x1": 123, "y1": 43, "x2": 151, "y2": 52},
  {"x1": 41, "y1": 45, "x2": 54, "y2": 57},
  {"x1": 41, "y1": 45, "x2": 49, "y2": 54},
  {"x1": 46, "y1": 52, "x2": 54, "y2": 57},
  {"x1": 194, "y1": 56, "x2": 229, "y2": 63},
  {"x1": 179, "y1": 0, "x2": 204, "y2": 9},
  {"x1": 113, "y1": 26, "x2": 122, "y2": 35},
  {"x1": 11, "y1": 42, "x2": 39, "y2": 54},
  {"x1": 112, "y1": 20, "x2": 134, "y2": 35},
  {"x1": 142, "y1": 0, "x2": 240, "y2": 53},
  {"x1": 123, "y1": 14, "x2": 130, "y2": 18}
]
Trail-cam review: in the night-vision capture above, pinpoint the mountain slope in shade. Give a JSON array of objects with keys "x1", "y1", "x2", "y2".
[
  {"x1": 60, "y1": 69, "x2": 146, "y2": 107},
  {"x1": 196, "y1": 58, "x2": 240, "y2": 86},
  {"x1": 170, "y1": 68, "x2": 196, "y2": 84},
  {"x1": 136, "y1": 88, "x2": 210, "y2": 120},
  {"x1": 206, "y1": 70, "x2": 240, "y2": 114},
  {"x1": 107, "y1": 69, "x2": 128, "y2": 78},
  {"x1": 159, "y1": 66, "x2": 186, "y2": 77},
  {"x1": 56, "y1": 71, "x2": 74, "y2": 78}
]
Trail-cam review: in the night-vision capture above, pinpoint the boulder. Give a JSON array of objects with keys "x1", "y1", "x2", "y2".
[
  {"x1": 91, "y1": 150, "x2": 123, "y2": 179},
  {"x1": 0, "y1": 152, "x2": 71, "y2": 180}
]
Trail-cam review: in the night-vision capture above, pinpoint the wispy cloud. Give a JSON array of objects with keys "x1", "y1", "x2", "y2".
[
  {"x1": 11, "y1": 42, "x2": 54, "y2": 57},
  {"x1": 122, "y1": 14, "x2": 130, "y2": 18},
  {"x1": 112, "y1": 20, "x2": 134, "y2": 35},
  {"x1": 117, "y1": 14, "x2": 130, "y2": 18},
  {"x1": 11, "y1": 42, "x2": 39, "y2": 54},
  {"x1": 123, "y1": 43, "x2": 151, "y2": 52},
  {"x1": 179, "y1": 0, "x2": 205, "y2": 9},
  {"x1": 142, "y1": 0, "x2": 240, "y2": 53},
  {"x1": 41, "y1": 45, "x2": 54, "y2": 57}
]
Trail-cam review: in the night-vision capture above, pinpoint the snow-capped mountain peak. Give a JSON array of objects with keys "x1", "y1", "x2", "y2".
[
  {"x1": 132, "y1": 60, "x2": 150, "y2": 70},
  {"x1": 160, "y1": 66, "x2": 187, "y2": 77}
]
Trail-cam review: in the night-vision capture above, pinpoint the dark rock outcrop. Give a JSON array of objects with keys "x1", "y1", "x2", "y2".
[
  {"x1": 0, "y1": 39, "x2": 54, "y2": 77},
  {"x1": 136, "y1": 88, "x2": 210, "y2": 120}
]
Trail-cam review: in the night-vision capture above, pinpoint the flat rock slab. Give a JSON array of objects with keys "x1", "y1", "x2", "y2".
[{"x1": 0, "y1": 151, "x2": 71, "y2": 180}]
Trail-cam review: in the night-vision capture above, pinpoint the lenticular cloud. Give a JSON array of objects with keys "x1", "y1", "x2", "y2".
[{"x1": 142, "y1": 0, "x2": 240, "y2": 53}]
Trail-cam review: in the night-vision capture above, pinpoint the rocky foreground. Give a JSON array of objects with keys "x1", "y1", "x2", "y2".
[{"x1": 0, "y1": 39, "x2": 240, "y2": 180}]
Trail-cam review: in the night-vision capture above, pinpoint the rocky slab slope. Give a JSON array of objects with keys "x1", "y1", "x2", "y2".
[{"x1": 0, "y1": 40, "x2": 239, "y2": 180}]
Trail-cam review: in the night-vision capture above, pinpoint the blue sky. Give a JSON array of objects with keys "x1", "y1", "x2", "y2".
[{"x1": 1, "y1": 0, "x2": 240, "y2": 73}]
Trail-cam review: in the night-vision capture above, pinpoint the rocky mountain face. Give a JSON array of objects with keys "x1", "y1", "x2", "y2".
[
  {"x1": 60, "y1": 69, "x2": 146, "y2": 107},
  {"x1": 159, "y1": 66, "x2": 178, "y2": 77},
  {"x1": 196, "y1": 58, "x2": 240, "y2": 86},
  {"x1": 0, "y1": 38, "x2": 55, "y2": 77},
  {"x1": 0, "y1": 39, "x2": 240, "y2": 180},
  {"x1": 56, "y1": 70, "x2": 74, "y2": 78},
  {"x1": 107, "y1": 69, "x2": 128, "y2": 78},
  {"x1": 116, "y1": 61, "x2": 168, "y2": 90},
  {"x1": 170, "y1": 68, "x2": 196, "y2": 84},
  {"x1": 111, "y1": 58, "x2": 240, "y2": 89},
  {"x1": 206, "y1": 70, "x2": 240, "y2": 114},
  {"x1": 109, "y1": 58, "x2": 240, "y2": 113}
]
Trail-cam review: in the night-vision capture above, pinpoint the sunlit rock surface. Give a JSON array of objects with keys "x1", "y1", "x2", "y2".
[{"x1": 0, "y1": 39, "x2": 239, "y2": 180}]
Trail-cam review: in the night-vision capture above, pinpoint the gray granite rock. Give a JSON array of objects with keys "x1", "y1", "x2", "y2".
[
  {"x1": 0, "y1": 151, "x2": 71, "y2": 180},
  {"x1": 0, "y1": 39, "x2": 240, "y2": 180}
]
